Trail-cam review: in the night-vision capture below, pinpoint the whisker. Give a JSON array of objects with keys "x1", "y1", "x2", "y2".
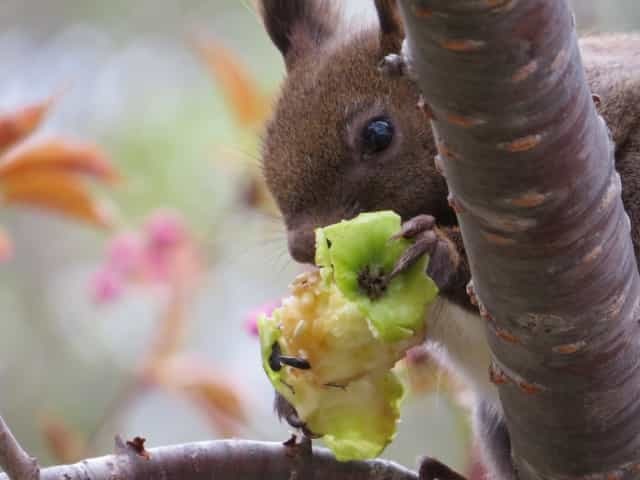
[
  {"x1": 257, "y1": 245, "x2": 289, "y2": 272},
  {"x1": 275, "y1": 247, "x2": 295, "y2": 276},
  {"x1": 341, "y1": 189, "x2": 362, "y2": 219},
  {"x1": 216, "y1": 143, "x2": 264, "y2": 169},
  {"x1": 434, "y1": 362, "x2": 444, "y2": 412},
  {"x1": 426, "y1": 299, "x2": 448, "y2": 413},
  {"x1": 219, "y1": 230, "x2": 288, "y2": 269},
  {"x1": 348, "y1": 199, "x2": 362, "y2": 218},
  {"x1": 259, "y1": 231, "x2": 287, "y2": 242},
  {"x1": 252, "y1": 209, "x2": 284, "y2": 225},
  {"x1": 239, "y1": 0, "x2": 261, "y2": 23}
]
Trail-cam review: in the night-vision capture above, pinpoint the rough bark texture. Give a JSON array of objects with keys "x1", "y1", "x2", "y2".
[
  {"x1": 0, "y1": 415, "x2": 39, "y2": 480},
  {"x1": 0, "y1": 439, "x2": 417, "y2": 480},
  {"x1": 398, "y1": 1, "x2": 640, "y2": 479}
]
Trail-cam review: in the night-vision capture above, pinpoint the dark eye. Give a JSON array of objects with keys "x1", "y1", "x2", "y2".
[{"x1": 362, "y1": 117, "x2": 394, "y2": 156}]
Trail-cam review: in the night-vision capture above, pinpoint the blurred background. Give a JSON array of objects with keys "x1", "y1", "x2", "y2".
[{"x1": 0, "y1": 0, "x2": 636, "y2": 475}]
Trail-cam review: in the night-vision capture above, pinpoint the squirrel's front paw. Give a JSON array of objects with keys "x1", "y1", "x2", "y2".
[
  {"x1": 389, "y1": 214, "x2": 460, "y2": 290},
  {"x1": 273, "y1": 392, "x2": 319, "y2": 439}
]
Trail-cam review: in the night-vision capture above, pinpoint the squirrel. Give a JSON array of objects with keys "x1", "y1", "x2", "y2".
[{"x1": 256, "y1": 1, "x2": 640, "y2": 479}]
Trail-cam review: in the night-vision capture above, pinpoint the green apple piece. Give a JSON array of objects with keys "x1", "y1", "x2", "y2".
[
  {"x1": 257, "y1": 270, "x2": 420, "y2": 396},
  {"x1": 316, "y1": 371, "x2": 404, "y2": 461},
  {"x1": 257, "y1": 210, "x2": 439, "y2": 462},
  {"x1": 259, "y1": 313, "x2": 404, "y2": 461},
  {"x1": 316, "y1": 211, "x2": 438, "y2": 342},
  {"x1": 257, "y1": 276, "x2": 408, "y2": 462},
  {"x1": 257, "y1": 310, "x2": 285, "y2": 388}
]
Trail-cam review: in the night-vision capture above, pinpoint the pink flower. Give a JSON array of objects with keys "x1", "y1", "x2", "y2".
[
  {"x1": 90, "y1": 208, "x2": 195, "y2": 304},
  {"x1": 90, "y1": 267, "x2": 124, "y2": 304},
  {"x1": 0, "y1": 230, "x2": 13, "y2": 264},
  {"x1": 140, "y1": 246, "x2": 172, "y2": 282},
  {"x1": 144, "y1": 209, "x2": 186, "y2": 252},
  {"x1": 244, "y1": 300, "x2": 281, "y2": 337},
  {"x1": 106, "y1": 232, "x2": 144, "y2": 275}
]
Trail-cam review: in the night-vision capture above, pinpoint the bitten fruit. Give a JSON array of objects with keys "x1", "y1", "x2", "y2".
[{"x1": 258, "y1": 211, "x2": 438, "y2": 461}]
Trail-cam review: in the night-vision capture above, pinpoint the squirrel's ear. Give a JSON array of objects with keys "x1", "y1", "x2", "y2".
[
  {"x1": 258, "y1": 0, "x2": 339, "y2": 71},
  {"x1": 374, "y1": 0, "x2": 404, "y2": 56}
]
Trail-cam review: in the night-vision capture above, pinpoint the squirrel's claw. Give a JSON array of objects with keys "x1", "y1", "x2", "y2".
[
  {"x1": 389, "y1": 215, "x2": 459, "y2": 290},
  {"x1": 391, "y1": 214, "x2": 435, "y2": 240},
  {"x1": 273, "y1": 392, "x2": 320, "y2": 439},
  {"x1": 387, "y1": 231, "x2": 437, "y2": 280}
]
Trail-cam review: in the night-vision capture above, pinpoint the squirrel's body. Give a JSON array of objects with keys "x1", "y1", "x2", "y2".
[{"x1": 257, "y1": 2, "x2": 640, "y2": 479}]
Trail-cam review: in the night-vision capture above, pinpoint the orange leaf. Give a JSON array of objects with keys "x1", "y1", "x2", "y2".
[
  {"x1": 1, "y1": 170, "x2": 113, "y2": 227},
  {"x1": 0, "y1": 139, "x2": 120, "y2": 184},
  {"x1": 211, "y1": 144, "x2": 279, "y2": 216},
  {"x1": 150, "y1": 355, "x2": 248, "y2": 437},
  {"x1": 39, "y1": 413, "x2": 86, "y2": 464},
  {"x1": 242, "y1": 171, "x2": 279, "y2": 215},
  {"x1": 193, "y1": 37, "x2": 271, "y2": 127},
  {"x1": 0, "y1": 96, "x2": 56, "y2": 156}
]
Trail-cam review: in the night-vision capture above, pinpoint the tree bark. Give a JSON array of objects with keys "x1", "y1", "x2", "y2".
[
  {"x1": 398, "y1": 1, "x2": 640, "y2": 479},
  {"x1": 0, "y1": 439, "x2": 417, "y2": 480},
  {"x1": 0, "y1": 415, "x2": 39, "y2": 480}
]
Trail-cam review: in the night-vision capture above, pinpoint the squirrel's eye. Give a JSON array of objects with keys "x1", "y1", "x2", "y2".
[{"x1": 362, "y1": 117, "x2": 394, "y2": 155}]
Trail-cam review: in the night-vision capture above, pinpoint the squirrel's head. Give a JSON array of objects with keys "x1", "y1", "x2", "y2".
[{"x1": 259, "y1": 0, "x2": 453, "y2": 264}]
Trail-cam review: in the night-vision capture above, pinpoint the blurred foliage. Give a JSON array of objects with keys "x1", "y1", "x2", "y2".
[
  {"x1": 100, "y1": 92, "x2": 231, "y2": 232},
  {"x1": 0, "y1": 94, "x2": 119, "y2": 250},
  {"x1": 0, "y1": 0, "x2": 638, "y2": 477}
]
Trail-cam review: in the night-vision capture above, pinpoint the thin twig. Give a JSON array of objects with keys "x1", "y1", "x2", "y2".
[
  {"x1": 0, "y1": 439, "x2": 417, "y2": 480},
  {"x1": 0, "y1": 415, "x2": 39, "y2": 480}
]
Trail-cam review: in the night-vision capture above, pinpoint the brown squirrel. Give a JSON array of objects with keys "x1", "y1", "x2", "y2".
[{"x1": 257, "y1": 1, "x2": 640, "y2": 479}]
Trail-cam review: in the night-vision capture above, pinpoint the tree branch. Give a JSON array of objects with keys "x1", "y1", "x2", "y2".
[
  {"x1": 0, "y1": 438, "x2": 417, "y2": 480},
  {"x1": 399, "y1": 0, "x2": 640, "y2": 478},
  {"x1": 0, "y1": 415, "x2": 39, "y2": 480}
]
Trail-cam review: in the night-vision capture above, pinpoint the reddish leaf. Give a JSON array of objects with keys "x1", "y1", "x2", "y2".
[
  {"x1": 0, "y1": 139, "x2": 120, "y2": 184},
  {"x1": 39, "y1": 413, "x2": 86, "y2": 464},
  {"x1": 1, "y1": 170, "x2": 113, "y2": 227},
  {"x1": 0, "y1": 96, "x2": 56, "y2": 155},
  {"x1": 211, "y1": 144, "x2": 279, "y2": 216},
  {"x1": 193, "y1": 37, "x2": 270, "y2": 128},
  {"x1": 241, "y1": 173, "x2": 279, "y2": 215},
  {"x1": 149, "y1": 355, "x2": 248, "y2": 437}
]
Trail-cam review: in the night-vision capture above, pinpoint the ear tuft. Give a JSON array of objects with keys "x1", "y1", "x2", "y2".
[
  {"x1": 258, "y1": 0, "x2": 340, "y2": 70},
  {"x1": 374, "y1": 0, "x2": 404, "y2": 56}
]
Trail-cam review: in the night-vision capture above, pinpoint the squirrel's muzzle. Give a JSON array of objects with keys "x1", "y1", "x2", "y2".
[{"x1": 287, "y1": 227, "x2": 316, "y2": 264}]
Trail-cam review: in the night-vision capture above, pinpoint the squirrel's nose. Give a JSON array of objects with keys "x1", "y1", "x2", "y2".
[{"x1": 287, "y1": 227, "x2": 316, "y2": 264}]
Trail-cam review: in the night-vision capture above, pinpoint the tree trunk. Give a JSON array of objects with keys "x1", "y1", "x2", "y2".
[{"x1": 398, "y1": 1, "x2": 640, "y2": 479}]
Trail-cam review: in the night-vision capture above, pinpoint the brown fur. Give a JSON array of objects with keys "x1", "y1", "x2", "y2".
[
  {"x1": 258, "y1": 5, "x2": 640, "y2": 477},
  {"x1": 260, "y1": 3, "x2": 640, "y2": 311},
  {"x1": 374, "y1": 0, "x2": 404, "y2": 55},
  {"x1": 258, "y1": 0, "x2": 341, "y2": 71},
  {"x1": 580, "y1": 34, "x2": 640, "y2": 265},
  {"x1": 261, "y1": 17, "x2": 453, "y2": 264}
]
